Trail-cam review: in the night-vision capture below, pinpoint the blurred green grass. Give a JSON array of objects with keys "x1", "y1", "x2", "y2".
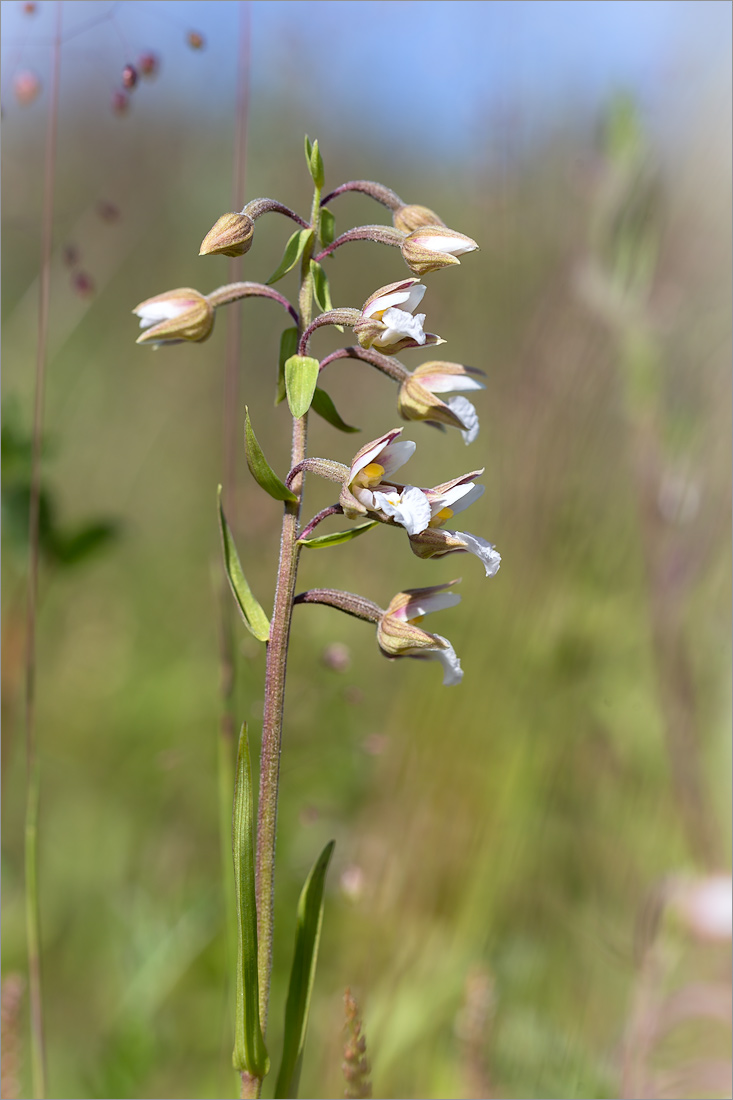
[{"x1": 2, "y1": 44, "x2": 731, "y2": 1100}]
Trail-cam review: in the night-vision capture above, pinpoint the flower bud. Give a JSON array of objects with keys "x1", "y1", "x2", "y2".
[
  {"x1": 199, "y1": 212, "x2": 255, "y2": 258},
  {"x1": 393, "y1": 204, "x2": 445, "y2": 234},
  {"x1": 401, "y1": 225, "x2": 479, "y2": 277},
  {"x1": 133, "y1": 287, "x2": 214, "y2": 346},
  {"x1": 377, "y1": 582, "x2": 463, "y2": 685}
]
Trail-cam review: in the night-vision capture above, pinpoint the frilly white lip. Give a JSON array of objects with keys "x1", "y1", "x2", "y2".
[{"x1": 373, "y1": 307, "x2": 427, "y2": 348}]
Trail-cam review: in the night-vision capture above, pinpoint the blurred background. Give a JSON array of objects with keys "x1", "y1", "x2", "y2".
[{"x1": 2, "y1": 2, "x2": 731, "y2": 1098}]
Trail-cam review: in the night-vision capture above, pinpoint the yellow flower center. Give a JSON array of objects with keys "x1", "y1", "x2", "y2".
[
  {"x1": 430, "y1": 506, "x2": 453, "y2": 527},
  {"x1": 354, "y1": 462, "x2": 385, "y2": 488}
]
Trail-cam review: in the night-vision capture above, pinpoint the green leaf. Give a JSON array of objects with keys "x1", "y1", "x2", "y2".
[
  {"x1": 218, "y1": 488, "x2": 271, "y2": 641},
  {"x1": 267, "y1": 228, "x2": 314, "y2": 285},
  {"x1": 244, "y1": 408, "x2": 298, "y2": 503},
  {"x1": 319, "y1": 208, "x2": 335, "y2": 249},
  {"x1": 309, "y1": 261, "x2": 333, "y2": 314},
  {"x1": 277, "y1": 327, "x2": 299, "y2": 406},
  {"x1": 310, "y1": 261, "x2": 343, "y2": 333},
  {"x1": 284, "y1": 356, "x2": 320, "y2": 419},
  {"x1": 298, "y1": 520, "x2": 378, "y2": 549},
  {"x1": 274, "y1": 840, "x2": 335, "y2": 1099},
  {"x1": 310, "y1": 387, "x2": 359, "y2": 433},
  {"x1": 231, "y1": 725, "x2": 270, "y2": 1078},
  {"x1": 305, "y1": 136, "x2": 324, "y2": 189}
]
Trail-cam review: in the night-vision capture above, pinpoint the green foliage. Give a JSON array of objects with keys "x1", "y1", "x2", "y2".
[
  {"x1": 217, "y1": 487, "x2": 271, "y2": 641},
  {"x1": 319, "y1": 208, "x2": 335, "y2": 248},
  {"x1": 284, "y1": 355, "x2": 320, "y2": 419},
  {"x1": 277, "y1": 327, "x2": 300, "y2": 405},
  {"x1": 298, "y1": 519, "x2": 378, "y2": 549},
  {"x1": 310, "y1": 387, "x2": 360, "y2": 433},
  {"x1": 304, "y1": 135, "x2": 325, "y2": 190},
  {"x1": 244, "y1": 407, "x2": 298, "y2": 503},
  {"x1": 266, "y1": 228, "x2": 314, "y2": 285},
  {"x1": 231, "y1": 725, "x2": 269, "y2": 1077},
  {"x1": 274, "y1": 841, "x2": 334, "y2": 1099}
]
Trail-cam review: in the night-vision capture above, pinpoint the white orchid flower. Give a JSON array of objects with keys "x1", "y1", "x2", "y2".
[
  {"x1": 377, "y1": 581, "x2": 463, "y2": 686},
  {"x1": 354, "y1": 279, "x2": 443, "y2": 356}
]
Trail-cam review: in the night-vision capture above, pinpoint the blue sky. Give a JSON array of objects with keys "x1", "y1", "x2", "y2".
[{"x1": 2, "y1": 1, "x2": 731, "y2": 158}]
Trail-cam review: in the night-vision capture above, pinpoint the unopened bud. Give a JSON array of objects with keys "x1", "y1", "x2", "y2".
[
  {"x1": 401, "y1": 225, "x2": 479, "y2": 276},
  {"x1": 187, "y1": 30, "x2": 205, "y2": 50},
  {"x1": 122, "y1": 64, "x2": 138, "y2": 90},
  {"x1": 133, "y1": 287, "x2": 215, "y2": 346},
  {"x1": 199, "y1": 212, "x2": 255, "y2": 258},
  {"x1": 72, "y1": 271, "x2": 95, "y2": 298},
  {"x1": 394, "y1": 204, "x2": 446, "y2": 234}
]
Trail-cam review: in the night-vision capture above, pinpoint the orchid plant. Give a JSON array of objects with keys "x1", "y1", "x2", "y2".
[{"x1": 133, "y1": 140, "x2": 500, "y2": 1099}]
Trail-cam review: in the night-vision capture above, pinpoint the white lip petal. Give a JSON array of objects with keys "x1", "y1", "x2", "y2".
[
  {"x1": 446, "y1": 396, "x2": 480, "y2": 444},
  {"x1": 404, "y1": 590, "x2": 461, "y2": 618},
  {"x1": 136, "y1": 301, "x2": 188, "y2": 329},
  {"x1": 452, "y1": 530, "x2": 501, "y2": 576},
  {"x1": 417, "y1": 235, "x2": 478, "y2": 256},
  {"x1": 374, "y1": 485, "x2": 432, "y2": 535},
  {"x1": 375, "y1": 307, "x2": 427, "y2": 347},
  {"x1": 429, "y1": 635, "x2": 463, "y2": 685}
]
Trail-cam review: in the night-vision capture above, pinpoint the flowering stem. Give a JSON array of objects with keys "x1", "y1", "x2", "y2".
[
  {"x1": 253, "y1": 179, "x2": 322, "y2": 1051},
  {"x1": 208, "y1": 281, "x2": 299, "y2": 325},
  {"x1": 319, "y1": 345, "x2": 410, "y2": 384},
  {"x1": 314, "y1": 224, "x2": 405, "y2": 263},
  {"x1": 243, "y1": 197, "x2": 309, "y2": 228},
  {"x1": 298, "y1": 504, "x2": 344, "y2": 541},
  {"x1": 320, "y1": 180, "x2": 404, "y2": 211}
]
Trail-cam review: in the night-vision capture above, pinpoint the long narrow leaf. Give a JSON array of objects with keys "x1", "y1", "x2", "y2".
[
  {"x1": 218, "y1": 487, "x2": 271, "y2": 641},
  {"x1": 244, "y1": 408, "x2": 298, "y2": 503},
  {"x1": 277, "y1": 327, "x2": 299, "y2": 405},
  {"x1": 298, "y1": 520, "x2": 379, "y2": 549},
  {"x1": 311, "y1": 387, "x2": 360, "y2": 433},
  {"x1": 267, "y1": 228, "x2": 313, "y2": 285},
  {"x1": 274, "y1": 841, "x2": 335, "y2": 1099},
  {"x1": 231, "y1": 725, "x2": 269, "y2": 1077}
]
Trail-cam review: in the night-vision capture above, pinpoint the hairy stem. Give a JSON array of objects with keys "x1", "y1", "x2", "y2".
[{"x1": 254, "y1": 178, "x2": 322, "y2": 1038}]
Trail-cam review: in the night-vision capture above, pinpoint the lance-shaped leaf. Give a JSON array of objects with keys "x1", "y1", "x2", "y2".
[
  {"x1": 267, "y1": 228, "x2": 314, "y2": 286},
  {"x1": 310, "y1": 261, "x2": 343, "y2": 333},
  {"x1": 310, "y1": 388, "x2": 359, "y2": 434},
  {"x1": 285, "y1": 355, "x2": 320, "y2": 419},
  {"x1": 274, "y1": 840, "x2": 335, "y2": 1100},
  {"x1": 218, "y1": 488, "x2": 271, "y2": 642},
  {"x1": 277, "y1": 327, "x2": 299, "y2": 406},
  {"x1": 232, "y1": 724, "x2": 270, "y2": 1077},
  {"x1": 244, "y1": 408, "x2": 298, "y2": 503},
  {"x1": 299, "y1": 520, "x2": 378, "y2": 549},
  {"x1": 319, "y1": 208, "x2": 335, "y2": 249},
  {"x1": 304, "y1": 135, "x2": 325, "y2": 189}
]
